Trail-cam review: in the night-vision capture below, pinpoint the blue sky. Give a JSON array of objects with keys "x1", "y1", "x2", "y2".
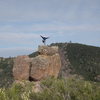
[{"x1": 0, "y1": 0, "x2": 100, "y2": 57}]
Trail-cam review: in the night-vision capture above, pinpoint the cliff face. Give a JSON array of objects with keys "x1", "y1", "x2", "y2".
[{"x1": 13, "y1": 46, "x2": 61, "y2": 81}]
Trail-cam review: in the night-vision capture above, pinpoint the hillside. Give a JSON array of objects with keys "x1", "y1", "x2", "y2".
[
  {"x1": 29, "y1": 43, "x2": 100, "y2": 81},
  {"x1": 51, "y1": 43, "x2": 100, "y2": 81},
  {"x1": 0, "y1": 57, "x2": 14, "y2": 87}
]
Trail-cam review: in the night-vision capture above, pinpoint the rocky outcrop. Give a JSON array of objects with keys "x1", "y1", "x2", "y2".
[
  {"x1": 13, "y1": 56, "x2": 32, "y2": 80},
  {"x1": 30, "y1": 54, "x2": 61, "y2": 80},
  {"x1": 38, "y1": 46, "x2": 59, "y2": 56},
  {"x1": 13, "y1": 46, "x2": 61, "y2": 81}
]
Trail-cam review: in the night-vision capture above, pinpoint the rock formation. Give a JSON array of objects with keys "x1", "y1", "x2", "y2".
[
  {"x1": 13, "y1": 46, "x2": 61, "y2": 81},
  {"x1": 38, "y1": 45, "x2": 59, "y2": 56},
  {"x1": 13, "y1": 56, "x2": 32, "y2": 80}
]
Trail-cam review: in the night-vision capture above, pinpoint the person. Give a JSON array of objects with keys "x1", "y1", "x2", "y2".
[{"x1": 40, "y1": 35, "x2": 49, "y2": 45}]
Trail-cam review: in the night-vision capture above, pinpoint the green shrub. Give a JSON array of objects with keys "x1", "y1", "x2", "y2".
[
  {"x1": 0, "y1": 77, "x2": 100, "y2": 100},
  {"x1": 0, "y1": 88, "x2": 8, "y2": 100},
  {"x1": 30, "y1": 77, "x2": 100, "y2": 100}
]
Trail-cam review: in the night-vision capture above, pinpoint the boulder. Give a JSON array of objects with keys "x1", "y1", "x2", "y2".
[
  {"x1": 30, "y1": 54, "x2": 61, "y2": 80},
  {"x1": 13, "y1": 55, "x2": 32, "y2": 80}
]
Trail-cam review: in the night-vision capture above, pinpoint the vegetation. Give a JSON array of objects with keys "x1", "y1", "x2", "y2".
[
  {"x1": 0, "y1": 77, "x2": 100, "y2": 100},
  {"x1": 29, "y1": 51, "x2": 39, "y2": 58},
  {"x1": 0, "y1": 57, "x2": 14, "y2": 88},
  {"x1": 67, "y1": 43, "x2": 100, "y2": 81},
  {"x1": 51, "y1": 43, "x2": 100, "y2": 81}
]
